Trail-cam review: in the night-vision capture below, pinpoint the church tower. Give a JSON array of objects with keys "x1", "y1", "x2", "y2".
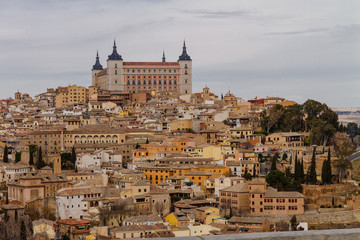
[
  {"x1": 107, "y1": 40, "x2": 124, "y2": 91},
  {"x1": 178, "y1": 41, "x2": 192, "y2": 94},
  {"x1": 91, "y1": 51, "x2": 103, "y2": 87}
]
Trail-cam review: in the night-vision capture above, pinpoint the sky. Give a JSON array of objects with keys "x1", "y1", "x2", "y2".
[{"x1": 0, "y1": 0, "x2": 359, "y2": 107}]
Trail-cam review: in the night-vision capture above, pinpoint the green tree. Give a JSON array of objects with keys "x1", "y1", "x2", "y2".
[
  {"x1": 62, "y1": 235, "x2": 70, "y2": 240},
  {"x1": 71, "y1": 146, "x2": 77, "y2": 166},
  {"x1": 29, "y1": 145, "x2": 37, "y2": 165},
  {"x1": 36, "y1": 147, "x2": 46, "y2": 169},
  {"x1": 282, "y1": 152, "x2": 288, "y2": 161},
  {"x1": 252, "y1": 165, "x2": 257, "y2": 178},
  {"x1": 334, "y1": 132, "x2": 354, "y2": 183},
  {"x1": 280, "y1": 104, "x2": 305, "y2": 132},
  {"x1": 300, "y1": 159, "x2": 305, "y2": 183},
  {"x1": 3, "y1": 145, "x2": 8, "y2": 163},
  {"x1": 266, "y1": 170, "x2": 290, "y2": 191},
  {"x1": 285, "y1": 167, "x2": 292, "y2": 179},
  {"x1": 135, "y1": 143, "x2": 140, "y2": 149},
  {"x1": 290, "y1": 215, "x2": 299, "y2": 231},
  {"x1": 294, "y1": 154, "x2": 300, "y2": 181},
  {"x1": 307, "y1": 149, "x2": 317, "y2": 184},
  {"x1": 15, "y1": 209, "x2": 18, "y2": 221},
  {"x1": 15, "y1": 151, "x2": 21, "y2": 163},
  {"x1": 260, "y1": 104, "x2": 284, "y2": 133},
  {"x1": 271, "y1": 153, "x2": 278, "y2": 171},
  {"x1": 346, "y1": 122, "x2": 360, "y2": 140},
  {"x1": 20, "y1": 220, "x2": 27, "y2": 240},
  {"x1": 4, "y1": 211, "x2": 9, "y2": 222},
  {"x1": 322, "y1": 149, "x2": 332, "y2": 184},
  {"x1": 258, "y1": 153, "x2": 263, "y2": 163},
  {"x1": 60, "y1": 152, "x2": 72, "y2": 170},
  {"x1": 244, "y1": 167, "x2": 252, "y2": 180},
  {"x1": 303, "y1": 100, "x2": 339, "y2": 146},
  {"x1": 146, "y1": 138, "x2": 149, "y2": 144}
]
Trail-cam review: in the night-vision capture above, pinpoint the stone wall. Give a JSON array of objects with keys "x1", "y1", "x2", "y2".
[
  {"x1": 302, "y1": 184, "x2": 358, "y2": 209},
  {"x1": 159, "y1": 228, "x2": 360, "y2": 240}
]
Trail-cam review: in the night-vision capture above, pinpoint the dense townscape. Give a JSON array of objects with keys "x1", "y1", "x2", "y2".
[{"x1": 0, "y1": 42, "x2": 360, "y2": 240}]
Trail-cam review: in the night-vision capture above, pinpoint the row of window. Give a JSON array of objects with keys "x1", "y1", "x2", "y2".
[
  {"x1": 123, "y1": 68, "x2": 179, "y2": 73},
  {"x1": 127, "y1": 80, "x2": 177, "y2": 85},
  {"x1": 126, "y1": 75, "x2": 177, "y2": 80}
]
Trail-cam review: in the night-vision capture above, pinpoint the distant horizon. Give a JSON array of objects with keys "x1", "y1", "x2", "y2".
[{"x1": 0, "y1": 0, "x2": 358, "y2": 107}]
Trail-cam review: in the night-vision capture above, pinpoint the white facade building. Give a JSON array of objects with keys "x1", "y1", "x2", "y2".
[
  {"x1": 76, "y1": 150, "x2": 122, "y2": 170},
  {"x1": 56, "y1": 187, "x2": 102, "y2": 220}
]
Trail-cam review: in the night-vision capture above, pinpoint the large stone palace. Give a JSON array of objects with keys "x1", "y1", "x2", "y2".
[{"x1": 91, "y1": 40, "x2": 192, "y2": 94}]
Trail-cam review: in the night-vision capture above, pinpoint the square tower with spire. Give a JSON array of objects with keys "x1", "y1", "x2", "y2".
[{"x1": 91, "y1": 40, "x2": 192, "y2": 95}]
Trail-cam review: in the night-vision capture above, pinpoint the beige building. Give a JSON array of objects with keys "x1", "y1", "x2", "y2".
[
  {"x1": 219, "y1": 178, "x2": 304, "y2": 217},
  {"x1": 265, "y1": 132, "x2": 305, "y2": 149},
  {"x1": 92, "y1": 41, "x2": 192, "y2": 94},
  {"x1": 55, "y1": 85, "x2": 88, "y2": 108}
]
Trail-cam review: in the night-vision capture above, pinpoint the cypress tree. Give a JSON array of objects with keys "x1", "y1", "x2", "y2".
[
  {"x1": 3, "y1": 145, "x2": 8, "y2": 163},
  {"x1": 29, "y1": 151, "x2": 34, "y2": 165},
  {"x1": 244, "y1": 167, "x2": 248, "y2": 177},
  {"x1": 71, "y1": 146, "x2": 77, "y2": 169},
  {"x1": 15, "y1": 151, "x2": 21, "y2": 163},
  {"x1": 29, "y1": 145, "x2": 36, "y2": 166},
  {"x1": 146, "y1": 138, "x2": 149, "y2": 144},
  {"x1": 36, "y1": 147, "x2": 46, "y2": 169},
  {"x1": 253, "y1": 164, "x2": 256, "y2": 178},
  {"x1": 20, "y1": 220, "x2": 27, "y2": 240},
  {"x1": 321, "y1": 157, "x2": 328, "y2": 184},
  {"x1": 300, "y1": 159, "x2": 305, "y2": 183},
  {"x1": 271, "y1": 154, "x2": 277, "y2": 171},
  {"x1": 323, "y1": 148, "x2": 332, "y2": 184},
  {"x1": 307, "y1": 149, "x2": 317, "y2": 184},
  {"x1": 294, "y1": 154, "x2": 299, "y2": 181}
]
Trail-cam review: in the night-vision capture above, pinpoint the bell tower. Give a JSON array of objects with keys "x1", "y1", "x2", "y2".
[
  {"x1": 107, "y1": 40, "x2": 124, "y2": 91},
  {"x1": 178, "y1": 41, "x2": 192, "y2": 94}
]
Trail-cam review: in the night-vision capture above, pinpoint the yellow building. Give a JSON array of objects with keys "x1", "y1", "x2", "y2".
[
  {"x1": 55, "y1": 85, "x2": 88, "y2": 108},
  {"x1": 196, "y1": 207, "x2": 220, "y2": 225},
  {"x1": 202, "y1": 145, "x2": 223, "y2": 161},
  {"x1": 169, "y1": 119, "x2": 193, "y2": 132}
]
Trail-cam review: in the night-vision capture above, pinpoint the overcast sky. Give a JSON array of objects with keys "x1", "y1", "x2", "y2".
[{"x1": 0, "y1": 0, "x2": 359, "y2": 107}]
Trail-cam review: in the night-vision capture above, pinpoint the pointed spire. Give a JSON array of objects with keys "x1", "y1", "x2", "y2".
[
  {"x1": 92, "y1": 51, "x2": 103, "y2": 70},
  {"x1": 108, "y1": 39, "x2": 123, "y2": 60},
  {"x1": 178, "y1": 40, "x2": 191, "y2": 61},
  {"x1": 162, "y1": 50, "x2": 166, "y2": 62}
]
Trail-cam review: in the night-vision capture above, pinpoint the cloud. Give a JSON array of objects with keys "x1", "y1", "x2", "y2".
[
  {"x1": 175, "y1": 9, "x2": 253, "y2": 18},
  {"x1": 264, "y1": 28, "x2": 330, "y2": 36},
  {"x1": 0, "y1": 0, "x2": 358, "y2": 107}
]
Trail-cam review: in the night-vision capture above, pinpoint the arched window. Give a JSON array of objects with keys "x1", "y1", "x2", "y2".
[
  {"x1": 174, "y1": 80, "x2": 177, "y2": 84},
  {"x1": 169, "y1": 80, "x2": 172, "y2": 84},
  {"x1": 153, "y1": 80, "x2": 156, "y2": 85},
  {"x1": 138, "y1": 80, "x2": 141, "y2": 85},
  {"x1": 143, "y1": 80, "x2": 146, "y2": 85},
  {"x1": 159, "y1": 80, "x2": 162, "y2": 84},
  {"x1": 164, "y1": 80, "x2": 167, "y2": 84},
  {"x1": 132, "y1": 80, "x2": 135, "y2": 85}
]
